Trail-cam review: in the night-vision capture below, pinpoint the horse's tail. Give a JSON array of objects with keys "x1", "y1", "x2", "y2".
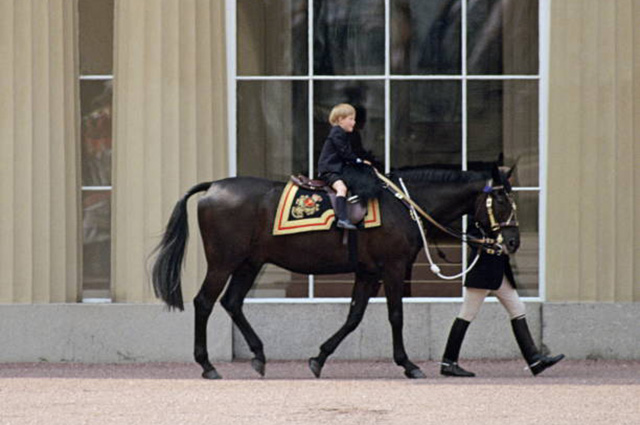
[{"x1": 151, "y1": 181, "x2": 212, "y2": 311}]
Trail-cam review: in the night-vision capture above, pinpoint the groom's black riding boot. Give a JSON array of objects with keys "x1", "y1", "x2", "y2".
[
  {"x1": 441, "y1": 317, "x2": 476, "y2": 377},
  {"x1": 511, "y1": 316, "x2": 565, "y2": 376},
  {"x1": 335, "y1": 196, "x2": 357, "y2": 230}
]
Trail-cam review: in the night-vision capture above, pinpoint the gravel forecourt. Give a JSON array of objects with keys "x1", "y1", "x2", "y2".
[{"x1": 1, "y1": 360, "x2": 639, "y2": 425}]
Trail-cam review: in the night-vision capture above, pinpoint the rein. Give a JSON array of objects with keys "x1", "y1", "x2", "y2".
[{"x1": 372, "y1": 168, "x2": 503, "y2": 253}]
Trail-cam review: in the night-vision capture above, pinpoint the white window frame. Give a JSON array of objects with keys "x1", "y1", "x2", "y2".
[
  {"x1": 79, "y1": 74, "x2": 114, "y2": 303},
  {"x1": 226, "y1": 0, "x2": 549, "y2": 303}
]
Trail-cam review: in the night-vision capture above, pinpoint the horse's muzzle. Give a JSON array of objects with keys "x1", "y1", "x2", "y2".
[{"x1": 501, "y1": 226, "x2": 520, "y2": 254}]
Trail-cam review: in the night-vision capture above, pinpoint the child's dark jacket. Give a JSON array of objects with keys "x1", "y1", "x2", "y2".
[{"x1": 318, "y1": 126, "x2": 360, "y2": 175}]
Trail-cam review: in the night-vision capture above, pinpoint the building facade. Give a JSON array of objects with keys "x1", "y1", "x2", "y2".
[
  {"x1": 1, "y1": 0, "x2": 639, "y2": 362},
  {"x1": 2, "y1": 0, "x2": 638, "y2": 304}
]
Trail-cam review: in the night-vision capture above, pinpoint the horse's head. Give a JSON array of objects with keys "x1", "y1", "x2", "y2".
[{"x1": 473, "y1": 165, "x2": 520, "y2": 254}]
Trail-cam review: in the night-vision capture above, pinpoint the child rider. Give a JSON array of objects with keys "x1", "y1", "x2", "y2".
[{"x1": 317, "y1": 103, "x2": 370, "y2": 230}]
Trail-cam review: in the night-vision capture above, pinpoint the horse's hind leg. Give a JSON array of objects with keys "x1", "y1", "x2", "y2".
[
  {"x1": 219, "y1": 262, "x2": 266, "y2": 377},
  {"x1": 194, "y1": 267, "x2": 232, "y2": 379},
  {"x1": 309, "y1": 271, "x2": 381, "y2": 378}
]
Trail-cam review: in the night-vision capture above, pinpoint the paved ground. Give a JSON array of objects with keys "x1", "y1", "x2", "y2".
[{"x1": 1, "y1": 360, "x2": 639, "y2": 424}]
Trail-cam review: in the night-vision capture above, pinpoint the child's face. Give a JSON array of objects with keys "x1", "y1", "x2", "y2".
[{"x1": 338, "y1": 114, "x2": 356, "y2": 133}]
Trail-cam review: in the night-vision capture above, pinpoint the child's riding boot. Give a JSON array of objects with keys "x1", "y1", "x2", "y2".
[
  {"x1": 440, "y1": 317, "x2": 476, "y2": 377},
  {"x1": 511, "y1": 316, "x2": 565, "y2": 376},
  {"x1": 335, "y1": 196, "x2": 357, "y2": 230}
]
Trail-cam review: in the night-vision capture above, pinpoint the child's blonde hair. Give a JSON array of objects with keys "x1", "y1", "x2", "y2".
[{"x1": 328, "y1": 103, "x2": 356, "y2": 126}]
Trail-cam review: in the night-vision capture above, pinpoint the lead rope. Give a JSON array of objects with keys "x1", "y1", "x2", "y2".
[{"x1": 399, "y1": 178, "x2": 482, "y2": 281}]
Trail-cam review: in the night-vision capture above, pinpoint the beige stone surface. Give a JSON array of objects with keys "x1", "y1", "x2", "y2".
[{"x1": 1, "y1": 360, "x2": 638, "y2": 424}]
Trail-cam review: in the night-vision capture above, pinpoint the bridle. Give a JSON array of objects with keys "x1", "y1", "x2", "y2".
[{"x1": 474, "y1": 183, "x2": 519, "y2": 255}]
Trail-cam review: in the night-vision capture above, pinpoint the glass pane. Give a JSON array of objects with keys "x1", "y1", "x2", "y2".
[
  {"x1": 314, "y1": 0, "x2": 385, "y2": 75},
  {"x1": 509, "y1": 191, "x2": 539, "y2": 297},
  {"x1": 237, "y1": 81, "x2": 309, "y2": 181},
  {"x1": 409, "y1": 232, "x2": 463, "y2": 297},
  {"x1": 314, "y1": 80, "x2": 385, "y2": 174},
  {"x1": 314, "y1": 273, "x2": 375, "y2": 298},
  {"x1": 391, "y1": 81, "x2": 462, "y2": 169},
  {"x1": 391, "y1": 0, "x2": 462, "y2": 75},
  {"x1": 249, "y1": 265, "x2": 309, "y2": 298},
  {"x1": 467, "y1": 0, "x2": 538, "y2": 75},
  {"x1": 237, "y1": 0, "x2": 308, "y2": 76},
  {"x1": 79, "y1": 0, "x2": 114, "y2": 75},
  {"x1": 81, "y1": 80, "x2": 113, "y2": 187},
  {"x1": 82, "y1": 190, "x2": 111, "y2": 298},
  {"x1": 467, "y1": 80, "x2": 538, "y2": 186}
]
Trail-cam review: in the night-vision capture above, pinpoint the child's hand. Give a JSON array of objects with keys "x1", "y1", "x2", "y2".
[{"x1": 363, "y1": 160, "x2": 372, "y2": 166}]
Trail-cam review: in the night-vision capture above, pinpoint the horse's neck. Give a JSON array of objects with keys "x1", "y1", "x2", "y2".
[{"x1": 408, "y1": 181, "x2": 483, "y2": 223}]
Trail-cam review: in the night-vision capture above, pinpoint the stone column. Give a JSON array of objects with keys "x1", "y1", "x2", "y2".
[
  {"x1": 112, "y1": 0, "x2": 227, "y2": 303},
  {"x1": 546, "y1": 0, "x2": 639, "y2": 301},
  {"x1": 0, "y1": 0, "x2": 81, "y2": 303}
]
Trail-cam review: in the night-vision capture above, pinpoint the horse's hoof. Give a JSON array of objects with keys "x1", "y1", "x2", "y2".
[
  {"x1": 202, "y1": 368, "x2": 222, "y2": 380},
  {"x1": 308, "y1": 358, "x2": 323, "y2": 378},
  {"x1": 251, "y1": 358, "x2": 266, "y2": 377},
  {"x1": 404, "y1": 368, "x2": 426, "y2": 379}
]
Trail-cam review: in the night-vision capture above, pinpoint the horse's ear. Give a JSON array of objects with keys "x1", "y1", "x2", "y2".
[
  {"x1": 504, "y1": 156, "x2": 520, "y2": 185},
  {"x1": 506, "y1": 164, "x2": 516, "y2": 181},
  {"x1": 491, "y1": 164, "x2": 501, "y2": 183}
]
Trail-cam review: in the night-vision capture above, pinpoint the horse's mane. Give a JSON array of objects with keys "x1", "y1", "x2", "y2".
[{"x1": 391, "y1": 167, "x2": 486, "y2": 184}]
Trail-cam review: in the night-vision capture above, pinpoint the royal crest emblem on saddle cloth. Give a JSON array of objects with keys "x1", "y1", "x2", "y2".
[{"x1": 273, "y1": 181, "x2": 382, "y2": 236}]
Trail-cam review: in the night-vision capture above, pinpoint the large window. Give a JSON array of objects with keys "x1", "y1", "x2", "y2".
[
  {"x1": 229, "y1": 0, "x2": 542, "y2": 299},
  {"x1": 79, "y1": 0, "x2": 114, "y2": 301}
]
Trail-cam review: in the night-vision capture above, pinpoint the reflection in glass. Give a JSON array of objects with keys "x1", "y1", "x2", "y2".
[
  {"x1": 508, "y1": 191, "x2": 539, "y2": 297},
  {"x1": 467, "y1": 0, "x2": 538, "y2": 75},
  {"x1": 391, "y1": 81, "x2": 461, "y2": 169},
  {"x1": 391, "y1": 0, "x2": 462, "y2": 74},
  {"x1": 237, "y1": 81, "x2": 308, "y2": 181},
  {"x1": 248, "y1": 265, "x2": 309, "y2": 298},
  {"x1": 81, "y1": 80, "x2": 113, "y2": 187},
  {"x1": 79, "y1": 0, "x2": 114, "y2": 75},
  {"x1": 409, "y1": 233, "x2": 463, "y2": 297},
  {"x1": 82, "y1": 191, "x2": 111, "y2": 297},
  {"x1": 314, "y1": 80, "x2": 385, "y2": 174},
  {"x1": 314, "y1": 273, "x2": 377, "y2": 298},
  {"x1": 467, "y1": 80, "x2": 538, "y2": 186},
  {"x1": 314, "y1": 0, "x2": 385, "y2": 75},
  {"x1": 237, "y1": 0, "x2": 308, "y2": 76}
]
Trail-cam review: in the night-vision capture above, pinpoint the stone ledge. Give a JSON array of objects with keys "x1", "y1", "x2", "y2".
[
  {"x1": 543, "y1": 303, "x2": 640, "y2": 359},
  {"x1": 1, "y1": 302, "x2": 637, "y2": 362},
  {"x1": 0, "y1": 304, "x2": 231, "y2": 363}
]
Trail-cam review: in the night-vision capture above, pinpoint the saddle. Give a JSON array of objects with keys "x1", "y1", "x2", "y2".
[{"x1": 290, "y1": 175, "x2": 367, "y2": 225}]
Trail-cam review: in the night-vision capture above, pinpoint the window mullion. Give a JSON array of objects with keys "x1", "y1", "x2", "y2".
[
  {"x1": 308, "y1": 0, "x2": 315, "y2": 298},
  {"x1": 384, "y1": 0, "x2": 390, "y2": 172},
  {"x1": 461, "y1": 0, "x2": 469, "y2": 285},
  {"x1": 226, "y1": 0, "x2": 237, "y2": 177}
]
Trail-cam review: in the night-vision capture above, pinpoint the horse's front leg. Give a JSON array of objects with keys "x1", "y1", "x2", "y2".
[
  {"x1": 309, "y1": 271, "x2": 381, "y2": 378},
  {"x1": 383, "y1": 263, "x2": 426, "y2": 379}
]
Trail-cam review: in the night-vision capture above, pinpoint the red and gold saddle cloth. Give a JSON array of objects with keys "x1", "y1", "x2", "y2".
[{"x1": 273, "y1": 181, "x2": 382, "y2": 236}]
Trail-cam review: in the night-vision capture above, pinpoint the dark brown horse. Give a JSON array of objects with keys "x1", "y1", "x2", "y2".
[{"x1": 151, "y1": 165, "x2": 519, "y2": 379}]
